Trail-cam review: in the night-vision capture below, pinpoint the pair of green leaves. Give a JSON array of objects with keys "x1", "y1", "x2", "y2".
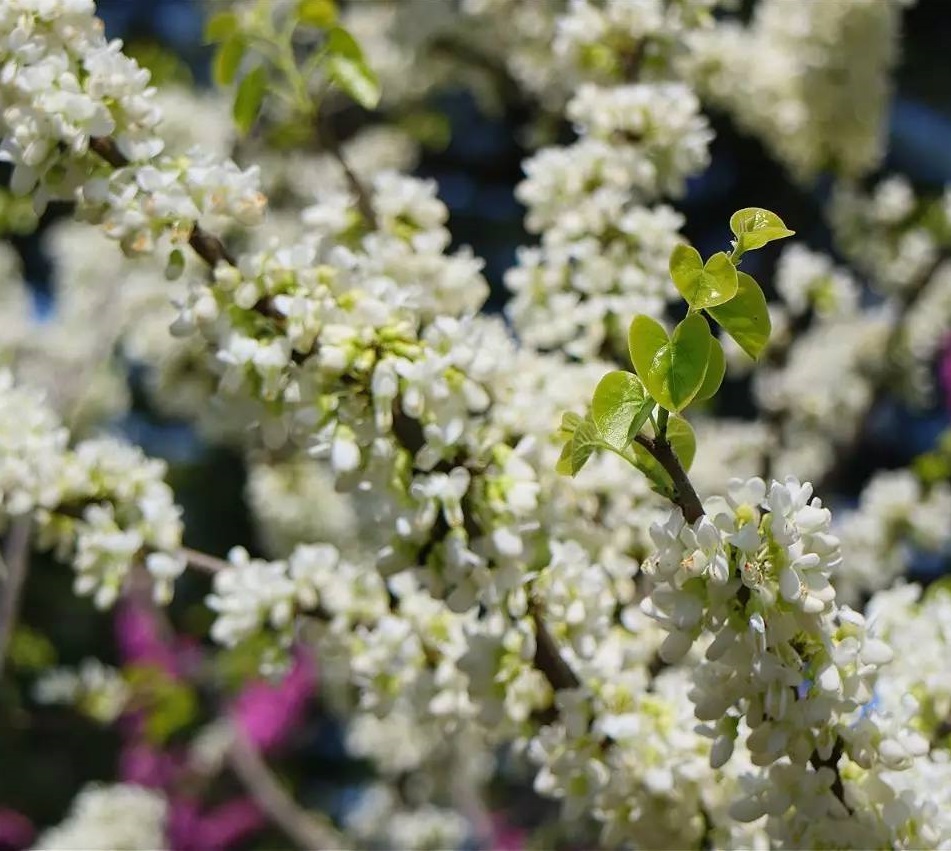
[
  {"x1": 206, "y1": 13, "x2": 270, "y2": 135},
  {"x1": 556, "y1": 206, "x2": 795, "y2": 495},
  {"x1": 629, "y1": 313, "x2": 725, "y2": 413},
  {"x1": 556, "y1": 374, "x2": 696, "y2": 497},
  {"x1": 206, "y1": 4, "x2": 379, "y2": 138}
]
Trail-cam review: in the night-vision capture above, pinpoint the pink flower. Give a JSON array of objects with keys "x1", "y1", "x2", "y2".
[
  {"x1": 490, "y1": 813, "x2": 527, "y2": 851},
  {"x1": 230, "y1": 650, "x2": 318, "y2": 754},
  {"x1": 169, "y1": 796, "x2": 266, "y2": 851},
  {"x1": 119, "y1": 741, "x2": 182, "y2": 788},
  {"x1": 0, "y1": 808, "x2": 33, "y2": 851},
  {"x1": 114, "y1": 600, "x2": 180, "y2": 676}
]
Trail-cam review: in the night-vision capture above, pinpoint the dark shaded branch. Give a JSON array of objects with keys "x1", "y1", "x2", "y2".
[
  {"x1": 530, "y1": 603, "x2": 581, "y2": 692},
  {"x1": 633, "y1": 434, "x2": 704, "y2": 523},
  {"x1": 809, "y1": 738, "x2": 851, "y2": 815}
]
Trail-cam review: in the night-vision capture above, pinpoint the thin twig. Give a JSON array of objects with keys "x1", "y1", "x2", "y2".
[
  {"x1": 0, "y1": 518, "x2": 33, "y2": 680},
  {"x1": 180, "y1": 546, "x2": 231, "y2": 576},
  {"x1": 315, "y1": 120, "x2": 377, "y2": 229},
  {"x1": 228, "y1": 727, "x2": 348, "y2": 850}
]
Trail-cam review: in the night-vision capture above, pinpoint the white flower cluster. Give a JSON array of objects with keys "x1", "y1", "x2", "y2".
[
  {"x1": 0, "y1": 369, "x2": 185, "y2": 607},
  {"x1": 78, "y1": 152, "x2": 266, "y2": 257},
  {"x1": 835, "y1": 469, "x2": 951, "y2": 603},
  {"x1": 503, "y1": 4, "x2": 716, "y2": 359},
  {"x1": 830, "y1": 176, "x2": 940, "y2": 295},
  {"x1": 463, "y1": 0, "x2": 717, "y2": 109},
  {"x1": 0, "y1": 0, "x2": 264, "y2": 250},
  {"x1": 505, "y1": 205, "x2": 682, "y2": 358},
  {"x1": 774, "y1": 244, "x2": 859, "y2": 321},
  {"x1": 208, "y1": 543, "x2": 347, "y2": 648},
  {"x1": 693, "y1": 0, "x2": 908, "y2": 181},
  {"x1": 754, "y1": 312, "x2": 891, "y2": 481},
  {"x1": 33, "y1": 658, "x2": 129, "y2": 723},
  {"x1": 0, "y1": 0, "x2": 160, "y2": 194},
  {"x1": 343, "y1": 783, "x2": 471, "y2": 851},
  {"x1": 640, "y1": 476, "x2": 945, "y2": 846},
  {"x1": 33, "y1": 783, "x2": 168, "y2": 851}
]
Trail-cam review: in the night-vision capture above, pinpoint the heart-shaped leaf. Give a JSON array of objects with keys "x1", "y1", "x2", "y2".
[
  {"x1": 631, "y1": 314, "x2": 712, "y2": 412},
  {"x1": 707, "y1": 272, "x2": 771, "y2": 360},
  {"x1": 629, "y1": 315, "x2": 670, "y2": 392},
  {"x1": 669, "y1": 245, "x2": 738, "y2": 309},
  {"x1": 591, "y1": 371, "x2": 654, "y2": 450},
  {"x1": 730, "y1": 208, "x2": 795, "y2": 257},
  {"x1": 693, "y1": 337, "x2": 725, "y2": 403}
]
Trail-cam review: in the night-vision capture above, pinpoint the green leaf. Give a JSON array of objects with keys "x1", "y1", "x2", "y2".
[
  {"x1": 629, "y1": 314, "x2": 669, "y2": 389},
  {"x1": 297, "y1": 0, "x2": 337, "y2": 27},
  {"x1": 566, "y1": 415, "x2": 604, "y2": 476},
  {"x1": 555, "y1": 440, "x2": 573, "y2": 476},
  {"x1": 707, "y1": 271, "x2": 771, "y2": 360},
  {"x1": 326, "y1": 27, "x2": 381, "y2": 109},
  {"x1": 693, "y1": 337, "x2": 725, "y2": 403},
  {"x1": 730, "y1": 208, "x2": 795, "y2": 257},
  {"x1": 669, "y1": 245, "x2": 738, "y2": 309},
  {"x1": 644, "y1": 314, "x2": 713, "y2": 413},
  {"x1": 632, "y1": 417, "x2": 697, "y2": 495},
  {"x1": 666, "y1": 416, "x2": 697, "y2": 471},
  {"x1": 204, "y1": 11, "x2": 238, "y2": 44},
  {"x1": 213, "y1": 35, "x2": 245, "y2": 87},
  {"x1": 558, "y1": 411, "x2": 582, "y2": 437},
  {"x1": 165, "y1": 248, "x2": 185, "y2": 281},
  {"x1": 591, "y1": 371, "x2": 653, "y2": 450},
  {"x1": 233, "y1": 65, "x2": 268, "y2": 136}
]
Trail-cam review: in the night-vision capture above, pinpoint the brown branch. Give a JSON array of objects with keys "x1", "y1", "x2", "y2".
[
  {"x1": 0, "y1": 518, "x2": 32, "y2": 680},
  {"x1": 89, "y1": 137, "x2": 236, "y2": 269},
  {"x1": 530, "y1": 602, "x2": 580, "y2": 692},
  {"x1": 633, "y1": 434, "x2": 704, "y2": 523},
  {"x1": 313, "y1": 116, "x2": 378, "y2": 230},
  {"x1": 180, "y1": 546, "x2": 230, "y2": 576},
  {"x1": 228, "y1": 728, "x2": 347, "y2": 850}
]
